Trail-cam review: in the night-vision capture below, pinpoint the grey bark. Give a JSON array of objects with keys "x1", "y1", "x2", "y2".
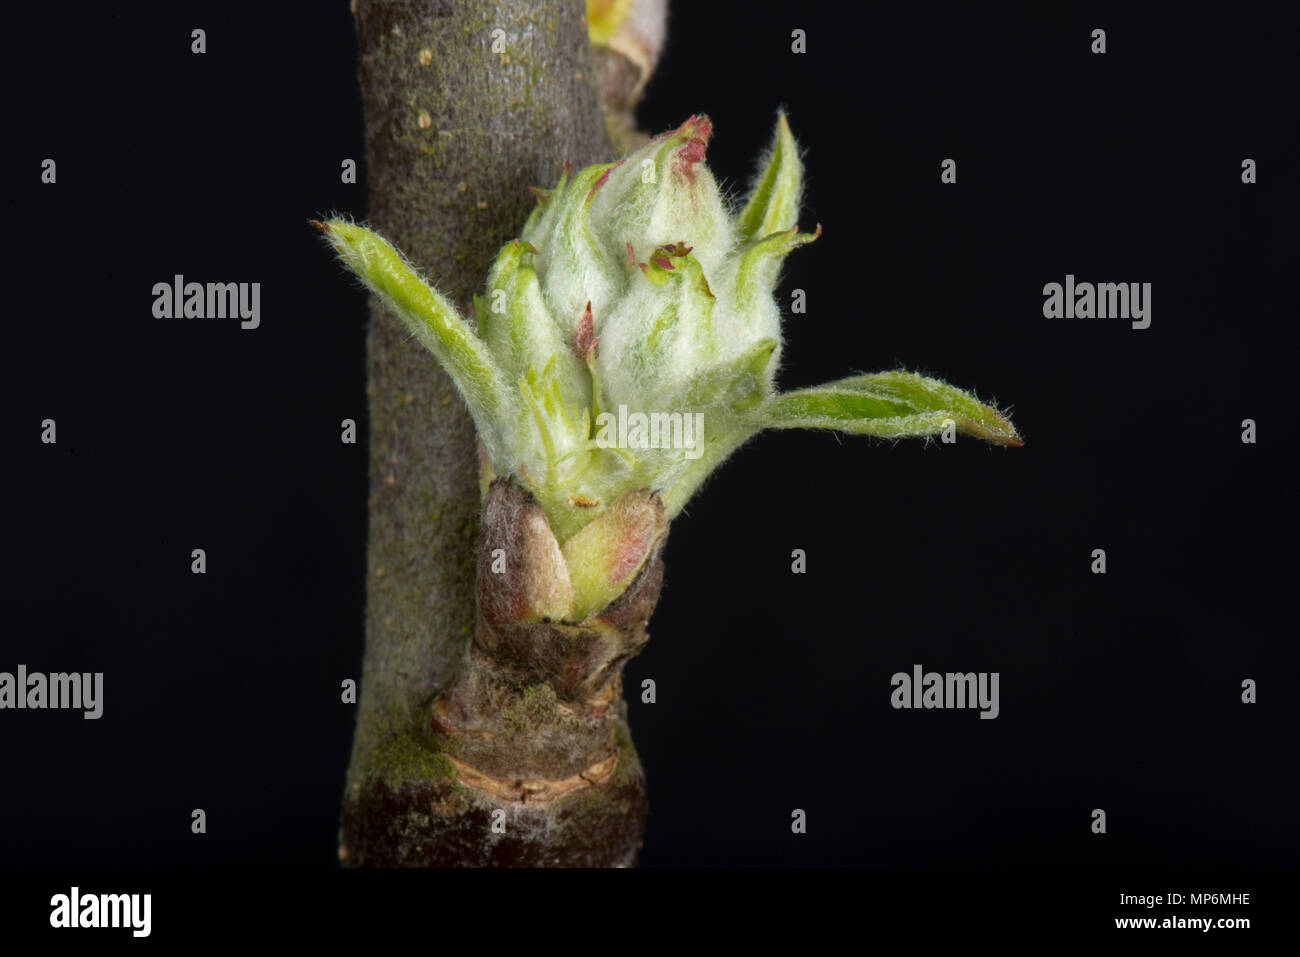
[{"x1": 338, "y1": 0, "x2": 638, "y2": 866}]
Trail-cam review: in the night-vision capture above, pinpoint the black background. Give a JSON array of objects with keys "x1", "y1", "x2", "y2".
[{"x1": 3, "y1": 1, "x2": 1296, "y2": 871}]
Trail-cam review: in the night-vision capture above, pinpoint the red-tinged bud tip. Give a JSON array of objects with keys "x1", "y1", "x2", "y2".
[
  {"x1": 309, "y1": 220, "x2": 329, "y2": 233},
  {"x1": 625, "y1": 241, "x2": 635, "y2": 264},
  {"x1": 671, "y1": 115, "x2": 713, "y2": 183},
  {"x1": 673, "y1": 114, "x2": 712, "y2": 140},
  {"x1": 651, "y1": 256, "x2": 672, "y2": 270},
  {"x1": 574, "y1": 301, "x2": 596, "y2": 358}
]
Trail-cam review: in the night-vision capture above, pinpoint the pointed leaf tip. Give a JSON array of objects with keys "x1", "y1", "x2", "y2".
[
  {"x1": 760, "y1": 371, "x2": 1022, "y2": 447},
  {"x1": 317, "y1": 220, "x2": 507, "y2": 432},
  {"x1": 736, "y1": 112, "x2": 804, "y2": 242}
]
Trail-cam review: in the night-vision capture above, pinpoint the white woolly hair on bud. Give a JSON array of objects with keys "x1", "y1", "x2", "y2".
[{"x1": 318, "y1": 112, "x2": 1021, "y2": 551}]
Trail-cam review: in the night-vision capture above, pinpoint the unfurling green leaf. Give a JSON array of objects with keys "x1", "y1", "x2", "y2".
[
  {"x1": 735, "y1": 111, "x2": 803, "y2": 242},
  {"x1": 760, "y1": 371, "x2": 1022, "y2": 446},
  {"x1": 312, "y1": 219, "x2": 507, "y2": 436}
]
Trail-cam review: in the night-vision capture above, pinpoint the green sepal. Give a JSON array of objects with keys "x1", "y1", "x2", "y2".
[{"x1": 731, "y1": 224, "x2": 820, "y2": 313}]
